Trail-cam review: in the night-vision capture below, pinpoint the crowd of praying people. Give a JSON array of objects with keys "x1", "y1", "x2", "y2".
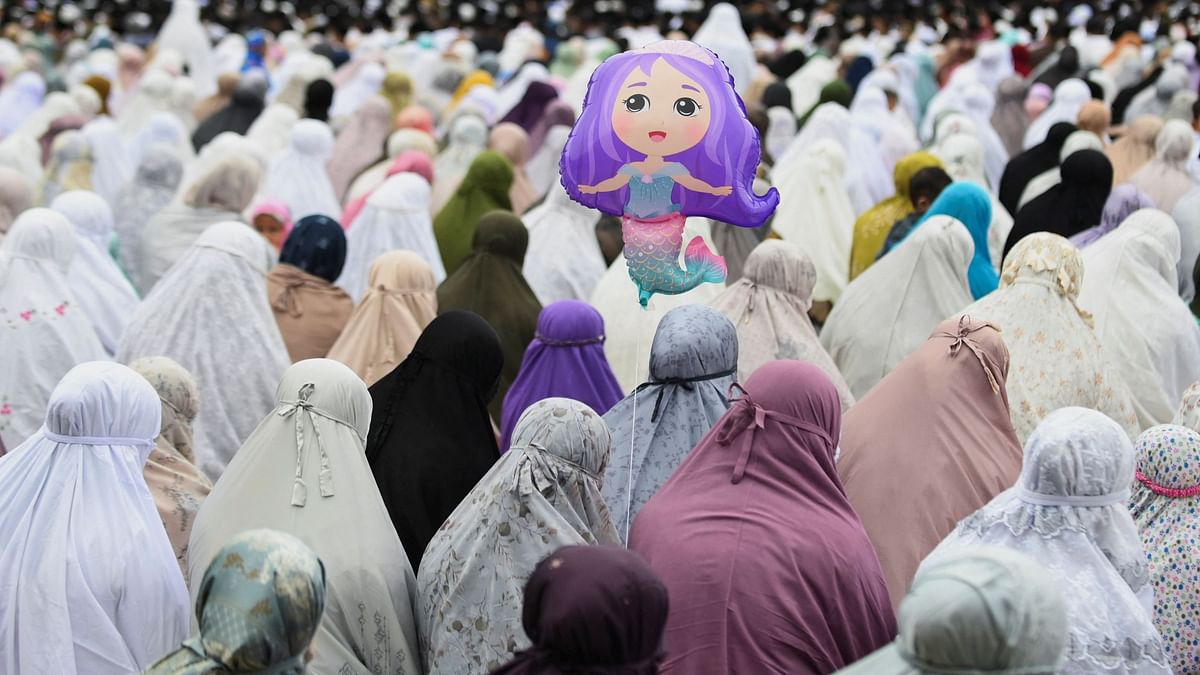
[{"x1": 7, "y1": 0, "x2": 1200, "y2": 673}]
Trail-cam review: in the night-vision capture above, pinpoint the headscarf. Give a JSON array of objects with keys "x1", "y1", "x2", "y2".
[
  {"x1": 691, "y1": 3, "x2": 754, "y2": 93},
  {"x1": 145, "y1": 529, "x2": 325, "y2": 675},
  {"x1": 848, "y1": 151, "x2": 944, "y2": 280},
  {"x1": 418, "y1": 398, "x2": 620, "y2": 674},
  {"x1": 0, "y1": 72, "x2": 46, "y2": 136},
  {"x1": 1070, "y1": 184, "x2": 1156, "y2": 248},
  {"x1": 1023, "y1": 79, "x2": 1092, "y2": 150},
  {"x1": 528, "y1": 99, "x2": 574, "y2": 158},
  {"x1": 933, "y1": 134, "x2": 1013, "y2": 266},
  {"x1": 267, "y1": 215, "x2": 354, "y2": 363},
  {"x1": 341, "y1": 149, "x2": 434, "y2": 227},
  {"x1": 998, "y1": 122, "x2": 1076, "y2": 216},
  {"x1": 1173, "y1": 188, "x2": 1200, "y2": 303},
  {"x1": 781, "y1": 100, "x2": 892, "y2": 215},
  {"x1": 381, "y1": 70, "x2": 413, "y2": 118},
  {"x1": 1015, "y1": 130, "x2": 1106, "y2": 212},
  {"x1": 1079, "y1": 209, "x2": 1200, "y2": 429},
  {"x1": 1130, "y1": 424, "x2": 1200, "y2": 674},
  {"x1": 191, "y1": 72, "x2": 239, "y2": 124},
  {"x1": 39, "y1": 130, "x2": 92, "y2": 205},
  {"x1": 302, "y1": 79, "x2": 333, "y2": 121},
  {"x1": 1008, "y1": 148, "x2": 1113, "y2": 258},
  {"x1": 1124, "y1": 63, "x2": 1191, "y2": 121},
  {"x1": 834, "y1": 548, "x2": 1068, "y2": 675},
  {"x1": 500, "y1": 300, "x2": 623, "y2": 449},
  {"x1": 915, "y1": 182, "x2": 997, "y2": 299},
  {"x1": 527, "y1": 108, "x2": 574, "y2": 197},
  {"x1": 434, "y1": 151, "x2": 514, "y2": 275},
  {"x1": 499, "y1": 81, "x2": 559, "y2": 135},
  {"x1": 365, "y1": 311, "x2": 502, "y2": 571},
  {"x1": 139, "y1": 153, "x2": 262, "y2": 293},
  {"x1": 129, "y1": 356, "x2": 212, "y2": 580},
  {"x1": 327, "y1": 95, "x2": 390, "y2": 200},
  {"x1": 822, "y1": 216, "x2": 975, "y2": 399},
  {"x1": 1076, "y1": 99, "x2": 1112, "y2": 137},
  {"x1": 770, "y1": 139, "x2": 854, "y2": 304},
  {"x1": 256, "y1": 119, "x2": 340, "y2": 220},
  {"x1": 0, "y1": 361, "x2": 190, "y2": 673},
  {"x1": 0, "y1": 210, "x2": 106, "y2": 448},
  {"x1": 187, "y1": 359, "x2": 422, "y2": 675},
  {"x1": 0, "y1": 166, "x2": 33, "y2": 235},
  {"x1": 431, "y1": 113, "x2": 490, "y2": 213},
  {"x1": 924, "y1": 407, "x2": 1170, "y2": 674},
  {"x1": 489, "y1": 122, "x2": 538, "y2": 215},
  {"x1": 797, "y1": 80, "x2": 852, "y2": 128},
  {"x1": 710, "y1": 240, "x2": 854, "y2": 408},
  {"x1": 245, "y1": 102, "x2": 299, "y2": 158},
  {"x1": 154, "y1": 0, "x2": 216, "y2": 97},
  {"x1": 992, "y1": 77, "x2": 1030, "y2": 156},
  {"x1": 1105, "y1": 115, "x2": 1162, "y2": 185},
  {"x1": 82, "y1": 116, "x2": 133, "y2": 209},
  {"x1": 1129, "y1": 119, "x2": 1197, "y2": 213},
  {"x1": 437, "y1": 211, "x2": 541, "y2": 420},
  {"x1": 49, "y1": 191, "x2": 139, "y2": 353},
  {"x1": 962, "y1": 233, "x2": 1139, "y2": 442},
  {"x1": 839, "y1": 316, "x2": 1022, "y2": 607},
  {"x1": 189, "y1": 74, "x2": 266, "y2": 152},
  {"x1": 631, "y1": 361, "x2": 897, "y2": 673},
  {"x1": 338, "y1": 172, "x2": 444, "y2": 301},
  {"x1": 329, "y1": 61, "x2": 385, "y2": 122},
  {"x1": 490, "y1": 545, "x2": 669, "y2": 675},
  {"x1": 117, "y1": 222, "x2": 289, "y2": 480},
  {"x1": 327, "y1": 251, "x2": 437, "y2": 386},
  {"x1": 522, "y1": 183, "x2": 606, "y2": 305},
  {"x1": 602, "y1": 304, "x2": 736, "y2": 542}
]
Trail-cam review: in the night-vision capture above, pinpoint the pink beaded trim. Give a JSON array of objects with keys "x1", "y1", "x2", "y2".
[{"x1": 1136, "y1": 470, "x2": 1200, "y2": 498}]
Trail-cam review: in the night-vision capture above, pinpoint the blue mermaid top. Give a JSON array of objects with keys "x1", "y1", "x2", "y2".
[{"x1": 619, "y1": 162, "x2": 688, "y2": 218}]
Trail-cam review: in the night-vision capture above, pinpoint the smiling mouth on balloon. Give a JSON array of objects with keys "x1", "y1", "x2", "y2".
[{"x1": 648, "y1": 131, "x2": 667, "y2": 142}]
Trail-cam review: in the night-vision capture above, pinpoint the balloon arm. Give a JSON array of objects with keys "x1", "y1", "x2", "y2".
[
  {"x1": 673, "y1": 174, "x2": 732, "y2": 196},
  {"x1": 579, "y1": 173, "x2": 631, "y2": 194}
]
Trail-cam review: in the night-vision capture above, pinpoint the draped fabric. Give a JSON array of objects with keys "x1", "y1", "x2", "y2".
[
  {"x1": 500, "y1": 300, "x2": 623, "y2": 450},
  {"x1": 188, "y1": 359, "x2": 422, "y2": 675},
  {"x1": 82, "y1": 117, "x2": 133, "y2": 210},
  {"x1": 129, "y1": 356, "x2": 212, "y2": 581},
  {"x1": 913, "y1": 182, "x2": 998, "y2": 299},
  {"x1": 1078, "y1": 209, "x2": 1200, "y2": 429},
  {"x1": 1173, "y1": 187, "x2": 1200, "y2": 302},
  {"x1": 0, "y1": 166, "x2": 32, "y2": 235},
  {"x1": 933, "y1": 133, "x2": 1014, "y2": 267},
  {"x1": 489, "y1": 122, "x2": 538, "y2": 216},
  {"x1": 1105, "y1": 115, "x2": 1162, "y2": 186},
  {"x1": 418, "y1": 398, "x2": 620, "y2": 674},
  {"x1": 117, "y1": 222, "x2": 289, "y2": 480},
  {"x1": 1006, "y1": 149, "x2": 1113, "y2": 258},
  {"x1": 630, "y1": 361, "x2": 897, "y2": 674},
  {"x1": 692, "y1": 3, "x2": 755, "y2": 94},
  {"x1": 1015, "y1": 130, "x2": 1104, "y2": 211},
  {"x1": 526, "y1": 124, "x2": 572, "y2": 201},
  {"x1": 522, "y1": 183, "x2": 606, "y2": 305},
  {"x1": 145, "y1": 529, "x2": 325, "y2": 675},
  {"x1": 365, "y1": 311, "x2": 502, "y2": 571},
  {"x1": 1128, "y1": 119, "x2": 1197, "y2": 214},
  {"x1": 341, "y1": 149, "x2": 435, "y2": 228},
  {"x1": 437, "y1": 211, "x2": 541, "y2": 420},
  {"x1": 189, "y1": 76, "x2": 266, "y2": 152},
  {"x1": 114, "y1": 144, "x2": 183, "y2": 292},
  {"x1": 327, "y1": 95, "x2": 390, "y2": 200},
  {"x1": 848, "y1": 151, "x2": 944, "y2": 280},
  {"x1": 602, "y1": 304, "x2": 737, "y2": 543},
  {"x1": 1129, "y1": 424, "x2": 1200, "y2": 674},
  {"x1": 1023, "y1": 79, "x2": 1092, "y2": 149},
  {"x1": 432, "y1": 113, "x2": 490, "y2": 214},
  {"x1": 434, "y1": 150, "x2": 514, "y2": 276},
  {"x1": 1070, "y1": 184, "x2": 1156, "y2": 249},
  {"x1": 924, "y1": 407, "x2": 1170, "y2": 674},
  {"x1": 267, "y1": 216, "x2": 354, "y2": 362},
  {"x1": 0, "y1": 210, "x2": 106, "y2": 449},
  {"x1": 709, "y1": 240, "x2": 854, "y2": 409},
  {"x1": 992, "y1": 77, "x2": 1031, "y2": 156},
  {"x1": 327, "y1": 251, "x2": 438, "y2": 386},
  {"x1": 0, "y1": 362, "x2": 190, "y2": 674},
  {"x1": 256, "y1": 119, "x2": 340, "y2": 220},
  {"x1": 822, "y1": 216, "x2": 974, "y2": 399},
  {"x1": 999, "y1": 122, "x2": 1076, "y2": 217},
  {"x1": 338, "y1": 172, "x2": 444, "y2": 301}
]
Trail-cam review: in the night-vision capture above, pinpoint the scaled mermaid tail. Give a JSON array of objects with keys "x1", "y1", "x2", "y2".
[{"x1": 621, "y1": 213, "x2": 727, "y2": 307}]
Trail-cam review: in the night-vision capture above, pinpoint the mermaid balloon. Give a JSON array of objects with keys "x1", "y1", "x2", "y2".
[{"x1": 561, "y1": 40, "x2": 779, "y2": 307}]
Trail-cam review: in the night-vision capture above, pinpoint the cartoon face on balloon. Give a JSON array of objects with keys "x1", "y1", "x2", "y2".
[{"x1": 561, "y1": 41, "x2": 778, "y2": 307}]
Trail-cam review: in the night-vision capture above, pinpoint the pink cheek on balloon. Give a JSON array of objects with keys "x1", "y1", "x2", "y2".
[
  {"x1": 613, "y1": 113, "x2": 636, "y2": 145},
  {"x1": 683, "y1": 120, "x2": 709, "y2": 147}
]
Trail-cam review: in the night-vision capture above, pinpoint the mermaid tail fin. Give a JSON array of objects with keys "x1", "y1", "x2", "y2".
[{"x1": 683, "y1": 236, "x2": 728, "y2": 286}]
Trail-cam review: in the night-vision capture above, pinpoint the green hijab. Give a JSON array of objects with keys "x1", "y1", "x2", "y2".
[
  {"x1": 436, "y1": 211, "x2": 542, "y2": 421},
  {"x1": 434, "y1": 150, "x2": 514, "y2": 275},
  {"x1": 144, "y1": 529, "x2": 326, "y2": 675},
  {"x1": 797, "y1": 79, "x2": 853, "y2": 128}
]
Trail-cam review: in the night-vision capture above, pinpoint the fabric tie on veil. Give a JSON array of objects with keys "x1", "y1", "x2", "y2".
[
  {"x1": 277, "y1": 382, "x2": 357, "y2": 506},
  {"x1": 716, "y1": 385, "x2": 833, "y2": 484}
]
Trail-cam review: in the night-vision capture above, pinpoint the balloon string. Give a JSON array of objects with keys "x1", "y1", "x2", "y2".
[{"x1": 624, "y1": 308, "x2": 644, "y2": 547}]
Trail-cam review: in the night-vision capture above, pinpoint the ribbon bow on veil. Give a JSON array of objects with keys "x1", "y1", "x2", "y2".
[
  {"x1": 716, "y1": 385, "x2": 833, "y2": 484},
  {"x1": 277, "y1": 382, "x2": 344, "y2": 507},
  {"x1": 936, "y1": 315, "x2": 1002, "y2": 394}
]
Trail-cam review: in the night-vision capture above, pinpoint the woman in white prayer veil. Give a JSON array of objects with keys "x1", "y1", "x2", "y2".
[
  {"x1": 771, "y1": 138, "x2": 855, "y2": 307},
  {"x1": 0, "y1": 361, "x2": 191, "y2": 674},
  {"x1": 0, "y1": 71, "x2": 46, "y2": 137},
  {"x1": 494, "y1": 61, "x2": 550, "y2": 122},
  {"x1": 590, "y1": 217, "x2": 725, "y2": 390},
  {"x1": 139, "y1": 153, "x2": 262, "y2": 293},
  {"x1": 432, "y1": 113, "x2": 489, "y2": 213},
  {"x1": 922, "y1": 407, "x2": 1171, "y2": 674},
  {"x1": 129, "y1": 111, "x2": 194, "y2": 170},
  {"x1": 526, "y1": 124, "x2": 572, "y2": 200},
  {"x1": 850, "y1": 83, "x2": 918, "y2": 177},
  {"x1": 256, "y1": 119, "x2": 341, "y2": 220},
  {"x1": 957, "y1": 83, "x2": 1010, "y2": 190},
  {"x1": 765, "y1": 106, "x2": 797, "y2": 164},
  {"x1": 1079, "y1": 209, "x2": 1200, "y2": 429},
  {"x1": 188, "y1": 358, "x2": 421, "y2": 675},
  {"x1": 1023, "y1": 78, "x2": 1092, "y2": 149},
  {"x1": 774, "y1": 102, "x2": 891, "y2": 215},
  {"x1": 821, "y1": 215, "x2": 975, "y2": 399},
  {"x1": 12, "y1": 91, "x2": 81, "y2": 144},
  {"x1": 935, "y1": 133, "x2": 1013, "y2": 267},
  {"x1": 692, "y1": 3, "x2": 755, "y2": 93},
  {"x1": 338, "y1": 173, "x2": 445, "y2": 301},
  {"x1": 245, "y1": 101, "x2": 299, "y2": 158},
  {"x1": 82, "y1": 117, "x2": 132, "y2": 209},
  {"x1": 418, "y1": 398, "x2": 620, "y2": 674},
  {"x1": 0, "y1": 209, "x2": 106, "y2": 448},
  {"x1": 1018, "y1": 130, "x2": 1104, "y2": 210},
  {"x1": 329, "y1": 61, "x2": 386, "y2": 124},
  {"x1": 522, "y1": 182, "x2": 606, "y2": 305},
  {"x1": 117, "y1": 68, "x2": 175, "y2": 137},
  {"x1": 118, "y1": 222, "x2": 288, "y2": 480},
  {"x1": 114, "y1": 144, "x2": 183, "y2": 291},
  {"x1": 1129, "y1": 119, "x2": 1198, "y2": 214},
  {"x1": 50, "y1": 191, "x2": 139, "y2": 354},
  {"x1": 154, "y1": 0, "x2": 216, "y2": 97},
  {"x1": 344, "y1": 129, "x2": 438, "y2": 205}
]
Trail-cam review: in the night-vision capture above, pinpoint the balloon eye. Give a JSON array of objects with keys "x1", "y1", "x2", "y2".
[
  {"x1": 674, "y1": 97, "x2": 700, "y2": 117},
  {"x1": 624, "y1": 94, "x2": 649, "y2": 113}
]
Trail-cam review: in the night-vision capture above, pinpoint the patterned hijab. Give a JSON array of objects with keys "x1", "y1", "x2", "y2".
[
  {"x1": 1130, "y1": 424, "x2": 1200, "y2": 674},
  {"x1": 145, "y1": 529, "x2": 326, "y2": 675},
  {"x1": 417, "y1": 398, "x2": 620, "y2": 674}
]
